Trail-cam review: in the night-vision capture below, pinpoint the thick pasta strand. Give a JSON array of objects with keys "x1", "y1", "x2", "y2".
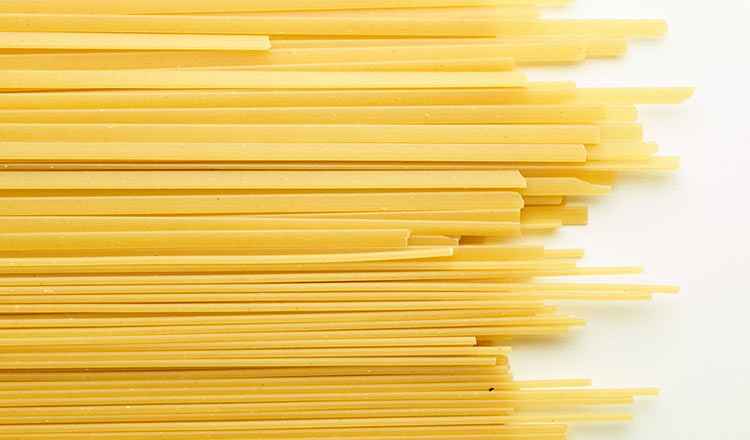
[
  {"x1": 0, "y1": 123, "x2": 598, "y2": 143},
  {"x1": 0, "y1": 191, "x2": 526, "y2": 215},
  {"x1": 212, "y1": 6, "x2": 543, "y2": 19},
  {"x1": 212, "y1": 57, "x2": 516, "y2": 72},
  {"x1": 0, "y1": 0, "x2": 560, "y2": 14},
  {"x1": 0, "y1": 42, "x2": 584, "y2": 70},
  {"x1": 0, "y1": 229, "x2": 414, "y2": 251},
  {"x1": 0, "y1": 85, "x2": 697, "y2": 110},
  {"x1": 0, "y1": 32, "x2": 272, "y2": 51},
  {"x1": 0, "y1": 170, "x2": 528, "y2": 190},
  {"x1": 271, "y1": 36, "x2": 627, "y2": 57},
  {"x1": 0, "y1": 70, "x2": 528, "y2": 90},
  {"x1": 0, "y1": 105, "x2": 636, "y2": 124},
  {"x1": 0, "y1": 217, "x2": 522, "y2": 237},
  {"x1": 0, "y1": 85, "x2": 579, "y2": 109},
  {"x1": 0, "y1": 16, "x2": 667, "y2": 37},
  {"x1": 0, "y1": 142, "x2": 589, "y2": 162}
]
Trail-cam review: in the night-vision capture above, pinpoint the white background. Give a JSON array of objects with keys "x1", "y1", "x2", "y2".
[{"x1": 507, "y1": 0, "x2": 750, "y2": 438}]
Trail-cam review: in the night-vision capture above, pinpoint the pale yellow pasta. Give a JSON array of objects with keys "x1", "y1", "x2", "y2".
[
  {"x1": 0, "y1": 15, "x2": 664, "y2": 37},
  {"x1": 0, "y1": 32, "x2": 272, "y2": 51},
  {"x1": 0, "y1": 105, "x2": 627, "y2": 125},
  {"x1": 0, "y1": 123, "x2": 597, "y2": 143},
  {"x1": 0, "y1": 191, "x2": 525, "y2": 215},
  {"x1": 0, "y1": 229, "x2": 412, "y2": 251},
  {"x1": 0, "y1": 216, "x2": 521, "y2": 238},
  {"x1": 0, "y1": 70, "x2": 528, "y2": 90},
  {"x1": 226, "y1": 57, "x2": 516, "y2": 72},
  {"x1": 0, "y1": 265, "x2": 646, "y2": 286},
  {"x1": 0, "y1": 170, "x2": 527, "y2": 190},
  {"x1": 0, "y1": 83, "x2": 577, "y2": 109},
  {"x1": 586, "y1": 142, "x2": 659, "y2": 160},
  {"x1": 216, "y1": 6, "x2": 542, "y2": 19},
  {"x1": 0, "y1": 42, "x2": 585, "y2": 69},
  {"x1": 0, "y1": 0, "x2": 554, "y2": 14},
  {"x1": 0, "y1": 3, "x2": 683, "y2": 438},
  {"x1": 519, "y1": 177, "x2": 611, "y2": 196}
]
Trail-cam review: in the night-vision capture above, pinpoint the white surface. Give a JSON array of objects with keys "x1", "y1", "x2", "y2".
[{"x1": 507, "y1": 1, "x2": 750, "y2": 438}]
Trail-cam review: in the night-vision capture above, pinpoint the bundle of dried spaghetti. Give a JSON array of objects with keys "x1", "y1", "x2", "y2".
[
  {"x1": 0, "y1": 245, "x2": 675, "y2": 439},
  {"x1": 0, "y1": 1, "x2": 689, "y2": 439}
]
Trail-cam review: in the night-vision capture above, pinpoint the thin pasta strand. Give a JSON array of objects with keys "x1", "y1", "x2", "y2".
[{"x1": 0, "y1": 414, "x2": 632, "y2": 433}]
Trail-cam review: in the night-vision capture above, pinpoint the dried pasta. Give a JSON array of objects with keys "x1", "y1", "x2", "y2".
[{"x1": 0, "y1": 1, "x2": 689, "y2": 439}]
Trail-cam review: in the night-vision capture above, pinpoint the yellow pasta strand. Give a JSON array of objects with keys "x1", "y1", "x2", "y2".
[
  {"x1": 0, "y1": 426, "x2": 566, "y2": 440},
  {"x1": 0, "y1": 83, "x2": 575, "y2": 110},
  {"x1": 230, "y1": 57, "x2": 516, "y2": 72},
  {"x1": 0, "y1": 414, "x2": 629, "y2": 433},
  {"x1": 0, "y1": 32, "x2": 271, "y2": 51},
  {"x1": 0, "y1": 16, "x2": 664, "y2": 37},
  {"x1": 0, "y1": 0, "x2": 553, "y2": 14},
  {"x1": 586, "y1": 142, "x2": 659, "y2": 160},
  {"x1": 0, "y1": 215, "x2": 521, "y2": 237},
  {"x1": 0, "y1": 70, "x2": 527, "y2": 90},
  {"x1": 0, "y1": 280, "x2": 678, "y2": 294},
  {"x1": 0, "y1": 123, "x2": 597, "y2": 144},
  {"x1": 0, "y1": 266, "x2": 646, "y2": 286},
  {"x1": 0, "y1": 258, "x2": 577, "y2": 275},
  {"x1": 0, "y1": 229, "x2": 412, "y2": 251},
  {"x1": 519, "y1": 177, "x2": 610, "y2": 196},
  {"x1": 595, "y1": 122, "x2": 644, "y2": 142},
  {"x1": 522, "y1": 205, "x2": 588, "y2": 225},
  {"x1": 2, "y1": 140, "x2": 578, "y2": 163},
  {"x1": 271, "y1": 210, "x2": 521, "y2": 222},
  {"x1": 0, "y1": 43, "x2": 585, "y2": 69},
  {"x1": 0, "y1": 170, "x2": 526, "y2": 190},
  {"x1": 0, "y1": 105, "x2": 628, "y2": 125},
  {"x1": 273, "y1": 36, "x2": 624, "y2": 56},
  {"x1": 219, "y1": 6, "x2": 542, "y2": 19},
  {"x1": 571, "y1": 86, "x2": 695, "y2": 104},
  {"x1": 0, "y1": 191, "x2": 524, "y2": 215}
]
